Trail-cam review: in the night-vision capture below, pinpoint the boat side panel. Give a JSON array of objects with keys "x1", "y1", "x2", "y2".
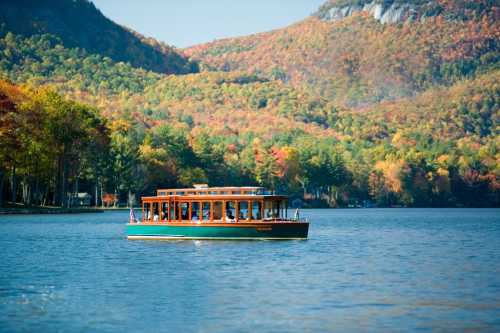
[{"x1": 127, "y1": 223, "x2": 308, "y2": 240}]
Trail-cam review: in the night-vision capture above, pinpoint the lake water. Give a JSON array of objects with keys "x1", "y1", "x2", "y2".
[{"x1": 0, "y1": 209, "x2": 499, "y2": 332}]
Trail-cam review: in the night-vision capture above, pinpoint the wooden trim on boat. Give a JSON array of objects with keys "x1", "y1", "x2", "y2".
[
  {"x1": 142, "y1": 195, "x2": 288, "y2": 201},
  {"x1": 127, "y1": 221, "x2": 308, "y2": 227}
]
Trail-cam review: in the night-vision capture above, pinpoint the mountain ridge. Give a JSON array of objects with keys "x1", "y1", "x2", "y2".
[
  {"x1": 0, "y1": 0, "x2": 498, "y2": 207},
  {"x1": 186, "y1": 0, "x2": 499, "y2": 107},
  {"x1": 314, "y1": 0, "x2": 499, "y2": 24},
  {"x1": 0, "y1": 0, "x2": 198, "y2": 74}
]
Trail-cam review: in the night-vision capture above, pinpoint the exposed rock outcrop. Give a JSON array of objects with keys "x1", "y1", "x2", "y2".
[{"x1": 315, "y1": 1, "x2": 436, "y2": 24}]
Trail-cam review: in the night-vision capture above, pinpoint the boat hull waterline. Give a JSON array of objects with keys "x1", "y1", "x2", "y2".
[{"x1": 127, "y1": 222, "x2": 309, "y2": 240}]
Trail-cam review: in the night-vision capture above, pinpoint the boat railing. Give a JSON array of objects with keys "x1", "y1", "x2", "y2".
[{"x1": 134, "y1": 217, "x2": 308, "y2": 224}]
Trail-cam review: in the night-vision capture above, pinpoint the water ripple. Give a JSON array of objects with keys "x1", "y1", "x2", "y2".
[{"x1": 0, "y1": 209, "x2": 499, "y2": 332}]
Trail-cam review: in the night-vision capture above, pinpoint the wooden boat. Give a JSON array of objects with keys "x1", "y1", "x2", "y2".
[{"x1": 127, "y1": 185, "x2": 309, "y2": 240}]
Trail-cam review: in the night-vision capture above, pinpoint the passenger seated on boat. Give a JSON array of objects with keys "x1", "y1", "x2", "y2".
[
  {"x1": 153, "y1": 214, "x2": 159, "y2": 222},
  {"x1": 226, "y1": 211, "x2": 235, "y2": 223},
  {"x1": 239, "y1": 204, "x2": 249, "y2": 221},
  {"x1": 192, "y1": 211, "x2": 199, "y2": 221}
]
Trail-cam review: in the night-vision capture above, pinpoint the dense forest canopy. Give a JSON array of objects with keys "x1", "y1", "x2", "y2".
[
  {"x1": 0, "y1": 0, "x2": 198, "y2": 74},
  {"x1": 187, "y1": 0, "x2": 499, "y2": 107},
  {"x1": 0, "y1": 0, "x2": 498, "y2": 208}
]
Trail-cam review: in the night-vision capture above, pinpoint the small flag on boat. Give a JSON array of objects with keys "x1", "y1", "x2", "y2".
[{"x1": 130, "y1": 207, "x2": 137, "y2": 223}]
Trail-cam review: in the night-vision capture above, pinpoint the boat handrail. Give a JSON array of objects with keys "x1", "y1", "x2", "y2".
[{"x1": 135, "y1": 217, "x2": 308, "y2": 224}]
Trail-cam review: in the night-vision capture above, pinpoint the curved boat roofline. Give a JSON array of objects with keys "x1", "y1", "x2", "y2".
[
  {"x1": 143, "y1": 194, "x2": 288, "y2": 201},
  {"x1": 157, "y1": 186, "x2": 264, "y2": 192},
  {"x1": 154, "y1": 186, "x2": 277, "y2": 197}
]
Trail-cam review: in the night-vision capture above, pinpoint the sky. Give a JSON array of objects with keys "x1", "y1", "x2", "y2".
[{"x1": 91, "y1": 0, "x2": 326, "y2": 48}]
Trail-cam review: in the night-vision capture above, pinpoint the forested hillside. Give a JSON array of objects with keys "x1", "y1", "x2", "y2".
[
  {"x1": 0, "y1": 80, "x2": 109, "y2": 207},
  {"x1": 186, "y1": 0, "x2": 499, "y2": 106},
  {"x1": 0, "y1": 0, "x2": 498, "y2": 207},
  {"x1": 0, "y1": 0, "x2": 198, "y2": 74}
]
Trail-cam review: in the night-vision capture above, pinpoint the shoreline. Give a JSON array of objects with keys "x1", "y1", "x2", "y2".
[
  {"x1": 0, "y1": 207, "x2": 104, "y2": 215},
  {"x1": 0, "y1": 207, "x2": 140, "y2": 215},
  {"x1": 1, "y1": 206, "x2": 497, "y2": 215}
]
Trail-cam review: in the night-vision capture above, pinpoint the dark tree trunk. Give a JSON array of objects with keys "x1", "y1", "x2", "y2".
[
  {"x1": 43, "y1": 185, "x2": 49, "y2": 207},
  {"x1": 0, "y1": 170, "x2": 4, "y2": 206},
  {"x1": 54, "y1": 156, "x2": 61, "y2": 206},
  {"x1": 71, "y1": 175, "x2": 79, "y2": 208},
  {"x1": 95, "y1": 179, "x2": 99, "y2": 207},
  {"x1": 61, "y1": 157, "x2": 68, "y2": 208},
  {"x1": 33, "y1": 177, "x2": 39, "y2": 206},
  {"x1": 100, "y1": 182, "x2": 104, "y2": 208},
  {"x1": 11, "y1": 165, "x2": 16, "y2": 204}
]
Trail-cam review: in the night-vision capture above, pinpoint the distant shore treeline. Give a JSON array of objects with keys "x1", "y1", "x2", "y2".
[
  {"x1": 0, "y1": 0, "x2": 498, "y2": 208},
  {"x1": 1, "y1": 80, "x2": 498, "y2": 208}
]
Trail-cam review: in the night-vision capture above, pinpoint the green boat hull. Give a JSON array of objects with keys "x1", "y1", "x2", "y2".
[{"x1": 127, "y1": 222, "x2": 309, "y2": 240}]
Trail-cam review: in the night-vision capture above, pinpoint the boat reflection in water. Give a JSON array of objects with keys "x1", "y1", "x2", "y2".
[{"x1": 127, "y1": 185, "x2": 309, "y2": 240}]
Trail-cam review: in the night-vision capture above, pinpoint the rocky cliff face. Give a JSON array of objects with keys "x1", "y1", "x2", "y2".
[{"x1": 315, "y1": 1, "x2": 439, "y2": 24}]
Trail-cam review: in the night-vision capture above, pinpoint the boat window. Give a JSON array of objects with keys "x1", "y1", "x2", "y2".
[
  {"x1": 161, "y1": 202, "x2": 169, "y2": 221},
  {"x1": 180, "y1": 202, "x2": 190, "y2": 221},
  {"x1": 152, "y1": 202, "x2": 160, "y2": 222},
  {"x1": 225, "y1": 201, "x2": 236, "y2": 222},
  {"x1": 144, "y1": 203, "x2": 151, "y2": 221},
  {"x1": 239, "y1": 201, "x2": 249, "y2": 220},
  {"x1": 251, "y1": 201, "x2": 262, "y2": 220},
  {"x1": 202, "y1": 202, "x2": 210, "y2": 221},
  {"x1": 213, "y1": 201, "x2": 223, "y2": 220},
  {"x1": 192, "y1": 202, "x2": 200, "y2": 221},
  {"x1": 264, "y1": 201, "x2": 273, "y2": 220},
  {"x1": 171, "y1": 202, "x2": 178, "y2": 221},
  {"x1": 272, "y1": 200, "x2": 279, "y2": 219},
  {"x1": 281, "y1": 200, "x2": 287, "y2": 219}
]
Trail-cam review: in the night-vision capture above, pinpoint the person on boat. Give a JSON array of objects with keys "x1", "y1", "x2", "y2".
[
  {"x1": 240, "y1": 210, "x2": 250, "y2": 221},
  {"x1": 294, "y1": 208, "x2": 300, "y2": 221},
  {"x1": 226, "y1": 210, "x2": 235, "y2": 222},
  {"x1": 129, "y1": 207, "x2": 139, "y2": 223},
  {"x1": 181, "y1": 208, "x2": 189, "y2": 220}
]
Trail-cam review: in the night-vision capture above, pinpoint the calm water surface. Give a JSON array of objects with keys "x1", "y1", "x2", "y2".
[{"x1": 0, "y1": 209, "x2": 499, "y2": 332}]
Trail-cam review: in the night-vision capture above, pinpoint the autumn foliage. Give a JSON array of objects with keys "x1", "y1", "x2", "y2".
[{"x1": 0, "y1": 0, "x2": 498, "y2": 207}]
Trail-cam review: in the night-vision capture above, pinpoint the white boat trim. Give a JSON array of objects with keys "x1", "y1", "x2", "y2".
[{"x1": 127, "y1": 235, "x2": 307, "y2": 241}]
